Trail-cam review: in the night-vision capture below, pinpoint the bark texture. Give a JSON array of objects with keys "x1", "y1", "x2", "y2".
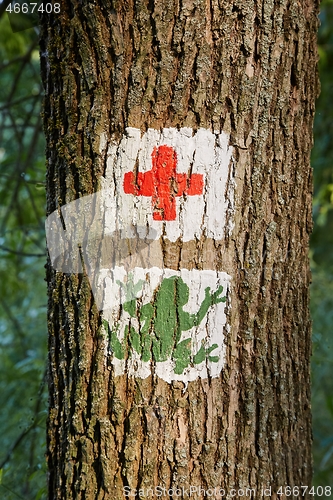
[{"x1": 40, "y1": 0, "x2": 318, "y2": 498}]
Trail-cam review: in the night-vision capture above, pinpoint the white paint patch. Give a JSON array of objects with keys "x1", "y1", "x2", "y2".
[
  {"x1": 46, "y1": 127, "x2": 234, "y2": 271},
  {"x1": 99, "y1": 131, "x2": 108, "y2": 153},
  {"x1": 100, "y1": 267, "x2": 230, "y2": 383},
  {"x1": 101, "y1": 127, "x2": 234, "y2": 241}
]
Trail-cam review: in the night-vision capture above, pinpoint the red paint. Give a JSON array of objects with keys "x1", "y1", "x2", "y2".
[{"x1": 123, "y1": 145, "x2": 204, "y2": 221}]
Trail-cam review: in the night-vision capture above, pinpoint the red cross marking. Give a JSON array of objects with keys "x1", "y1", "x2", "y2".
[{"x1": 123, "y1": 145, "x2": 204, "y2": 221}]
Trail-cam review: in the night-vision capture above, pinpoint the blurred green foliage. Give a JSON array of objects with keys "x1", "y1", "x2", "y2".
[
  {"x1": 0, "y1": 14, "x2": 47, "y2": 500},
  {"x1": 311, "y1": 0, "x2": 333, "y2": 489},
  {"x1": 0, "y1": 1, "x2": 332, "y2": 497}
]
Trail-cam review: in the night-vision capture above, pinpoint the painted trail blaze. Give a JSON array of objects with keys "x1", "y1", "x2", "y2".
[
  {"x1": 45, "y1": 127, "x2": 234, "y2": 383},
  {"x1": 123, "y1": 144, "x2": 204, "y2": 221},
  {"x1": 103, "y1": 275, "x2": 226, "y2": 375},
  {"x1": 101, "y1": 268, "x2": 231, "y2": 383}
]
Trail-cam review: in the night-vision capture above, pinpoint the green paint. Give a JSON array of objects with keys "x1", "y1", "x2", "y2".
[
  {"x1": 103, "y1": 275, "x2": 226, "y2": 374},
  {"x1": 103, "y1": 320, "x2": 128, "y2": 359}
]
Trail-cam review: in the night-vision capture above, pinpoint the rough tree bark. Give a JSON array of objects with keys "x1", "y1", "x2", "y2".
[{"x1": 40, "y1": 0, "x2": 318, "y2": 498}]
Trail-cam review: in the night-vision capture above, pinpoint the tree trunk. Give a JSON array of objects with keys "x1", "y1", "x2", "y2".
[{"x1": 40, "y1": 0, "x2": 318, "y2": 498}]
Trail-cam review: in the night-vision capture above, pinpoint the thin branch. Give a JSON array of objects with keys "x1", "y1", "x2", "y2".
[
  {"x1": 0, "y1": 368, "x2": 47, "y2": 471},
  {"x1": 0, "y1": 245, "x2": 45, "y2": 257},
  {"x1": 0, "y1": 116, "x2": 43, "y2": 235},
  {"x1": 28, "y1": 369, "x2": 48, "y2": 490},
  {"x1": 23, "y1": 175, "x2": 45, "y2": 231},
  {"x1": 0, "y1": 0, "x2": 12, "y2": 20},
  {"x1": 0, "y1": 54, "x2": 30, "y2": 72},
  {"x1": 3, "y1": 39, "x2": 38, "y2": 107},
  {"x1": 0, "y1": 482, "x2": 26, "y2": 500},
  {"x1": 0, "y1": 296, "x2": 26, "y2": 344},
  {"x1": 0, "y1": 94, "x2": 40, "y2": 112},
  {"x1": 0, "y1": 173, "x2": 45, "y2": 184},
  {"x1": 0, "y1": 422, "x2": 36, "y2": 471}
]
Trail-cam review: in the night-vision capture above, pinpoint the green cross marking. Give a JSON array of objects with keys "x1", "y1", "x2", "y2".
[{"x1": 103, "y1": 275, "x2": 226, "y2": 375}]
